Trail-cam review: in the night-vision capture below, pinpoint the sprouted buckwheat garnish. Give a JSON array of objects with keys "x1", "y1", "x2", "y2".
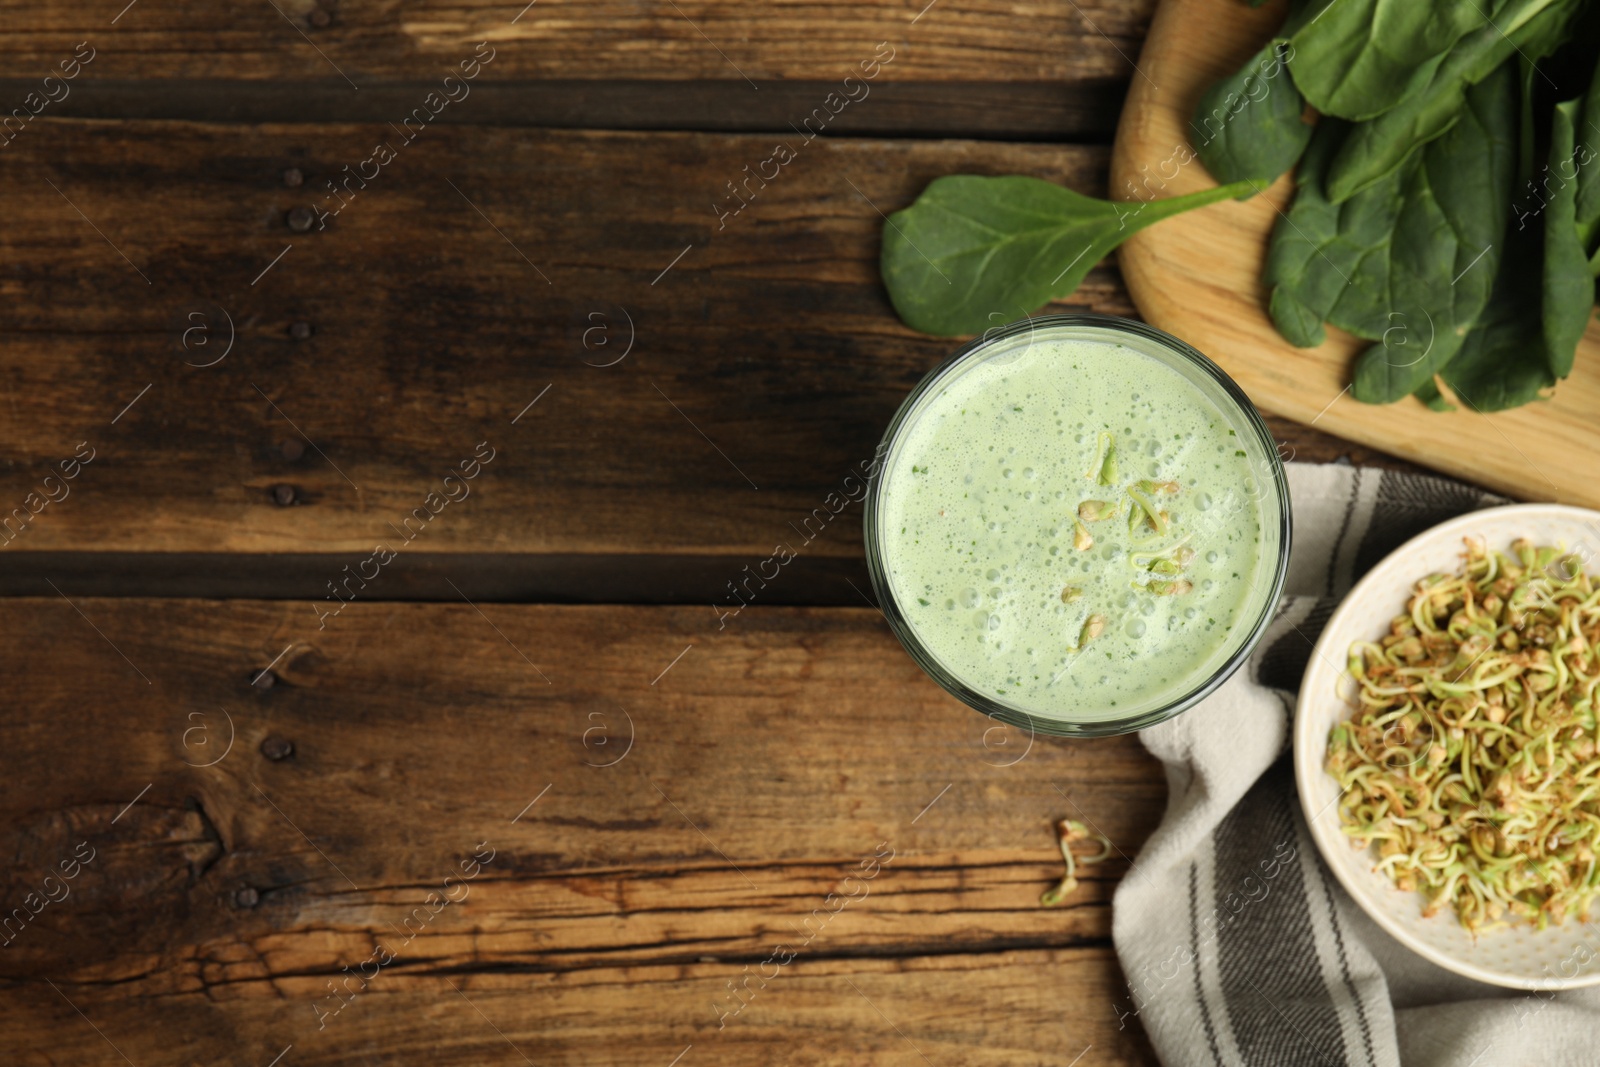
[
  {"x1": 1041, "y1": 818, "x2": 1113, "y2": 906},
  {"x1": 1327, "y1": 537, "x2": 1600, "y2": 933},
  {"x1": 1141, "y1": 578, "x2": 1194, "y2": 597},
  {"x1": 1068, "y1": 614, "x2": 1107, "y2": 654},
  {"x1": 1078, "y1": 499, "x2": 1117, "y2": 523}
]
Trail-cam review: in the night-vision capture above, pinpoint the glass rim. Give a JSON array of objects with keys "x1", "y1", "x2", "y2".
[{"x1": 862, "y1": 313, "x2": 1293, "y2": 739}]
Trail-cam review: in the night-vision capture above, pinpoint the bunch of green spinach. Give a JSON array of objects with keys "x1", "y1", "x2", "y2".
[{"x1": 879, "y1": 0, "x2": 1600, "y2": 412}]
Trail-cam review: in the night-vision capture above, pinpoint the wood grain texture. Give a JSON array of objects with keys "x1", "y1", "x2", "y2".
[
  {"x1": 1, "y1": 0, "x2": 1153, "y2": 82},
  {"x1": 0, "y1": 77, "x2": 1132, "y2": 139},
  {"x1": 0, "y1": 599, "x2": 1161, "y2": 1064},
  {"x1": 1111, "y1": 0, "x2": 1600, "y2": 509},
  {"x1": 1, "y1": 119, "x2": 1129, "y2": 560},
  {"x1": 0, "y1": 119, "x2": 1419, "y2": 568},
  {"x1": 6, "y1": 951, "x2": 1152, "y2": 1066}
]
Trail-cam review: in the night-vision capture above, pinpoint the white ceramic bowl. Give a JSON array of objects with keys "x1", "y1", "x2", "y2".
[{"x1": 1295, "y1": 502, "x2": 1600, "y2": 990}]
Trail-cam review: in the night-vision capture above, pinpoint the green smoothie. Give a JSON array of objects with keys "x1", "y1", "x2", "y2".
[{"x1": 875, "y1": 327, "x2": 1275, "y2": 725}]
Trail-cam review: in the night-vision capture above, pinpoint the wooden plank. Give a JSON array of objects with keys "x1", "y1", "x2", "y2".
[
  {"x1": 0, "y1": 402, "x2": 1427, "y2": 605},
  {"x1": 1111, "y1": 0, "x2": 1600, "y2": 509},
  {"x1": 0, "y1": 600, "x2": 1161, "y2": 1063},
  {"x1": 5, "y1": 952, "x2": 1154, "y2": 1066},
  {"x1": 0, "y1": 550, "x2": 874, "y2": 601},
  {"x1": 0, "y1": 119, "x2": 1418, "y2": 567},
  {"x1": 0, "y1": 77, "x2": 1131, "y2": 140},
  {"x1": 2, "y1": 0, "x2": 1154, "y2": 83}
]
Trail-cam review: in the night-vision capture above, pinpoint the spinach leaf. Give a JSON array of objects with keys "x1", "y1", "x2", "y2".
[
  {"x1": 1517, "y1": 54, "x2": 1540, "y2": 193},
  {"x1": 1262, "y1": 119, "x2": 1403, "y2": 347},
  {"x1": 1542, "y1": 98, "x2": 1596, "y2": 377},
  {"x1": 1351, "y1": 63, "x2": 1518, "y2": 401},
  {"x1": 1441, "y1": 241, "x2": 1557, "y2": 411},
  {"x1": 1191, "y1": 39, "x2": 1312, "y2": 186},
  {"x1": 1443, "y1": 324, "x2": 1556, "y2": 410},
  {"x1": 1267, "y1": 286, "x2": 1331, "y2": 348},
  {"x1": 1323, "y1": 0, "x2": 1581, "y2": 203},
  {"x1": 1261, "y1": 64, "x2": 1515, "y2": 402},
  {"x1": 1189, "y1": 0, "x2": 1330, "y2": 186},
  {"x1": 1574, "y1": 47, "x2": 1600, "y2": 243},
  {"x1": 1431, "y1": 185, "x2": 1559, "y2": 414},
  {"x1": 1437, "y1": 57, "x2": 1587, "y2": 411},
  {"x1": 881, "y1": 175, "x2": 1255, "y2": 337},
  {"x1": 1288, "y1": 0, "x2": 1499, "y2": 120},
  {"x1": 1414, "y1": 378, "x2": 1456, "y2": 411}
]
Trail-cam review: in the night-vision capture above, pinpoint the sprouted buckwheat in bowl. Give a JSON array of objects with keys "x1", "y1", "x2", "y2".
[
  {"x1": 1330, "y1": 537, "x2": 1600, "y2": 932},
  {"x1": 1296, "y1": 504, "x2": 1600, "y2": 990},
  {"x1": 863, "y1": 315, "x2": 1290, "y2": 737}
]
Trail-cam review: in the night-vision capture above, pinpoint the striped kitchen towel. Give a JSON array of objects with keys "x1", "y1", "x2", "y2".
[{"x1": 1112, "y1": 462, "x2": 1600, "y2": 1067}]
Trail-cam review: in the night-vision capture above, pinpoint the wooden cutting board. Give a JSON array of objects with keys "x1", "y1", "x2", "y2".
[{"x1": 1111, "y1": 0, "x2": 1600, "y2": 506}]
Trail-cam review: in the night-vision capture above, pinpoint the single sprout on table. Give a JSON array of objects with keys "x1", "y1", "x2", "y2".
[
  {"x1": 1040, "y1": 818, "x2": 1113, "y2": 906},
  {"x1": 1327, "y1": 536, "x2": 1600, "y2": 933}
]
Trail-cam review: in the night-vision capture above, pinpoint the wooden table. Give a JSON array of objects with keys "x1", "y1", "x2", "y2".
[{"x1": 0, "y1": 3, "x2": 1421, "y2": 1064}]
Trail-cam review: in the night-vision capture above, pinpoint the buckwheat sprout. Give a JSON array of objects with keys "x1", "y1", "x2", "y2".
[
  {"x1": 1327, "y1": 537, "x2": 1600, "y2": 932},
  {"x1": 1040, "y1": 818, "x2": 1113, "y2": 907}
]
